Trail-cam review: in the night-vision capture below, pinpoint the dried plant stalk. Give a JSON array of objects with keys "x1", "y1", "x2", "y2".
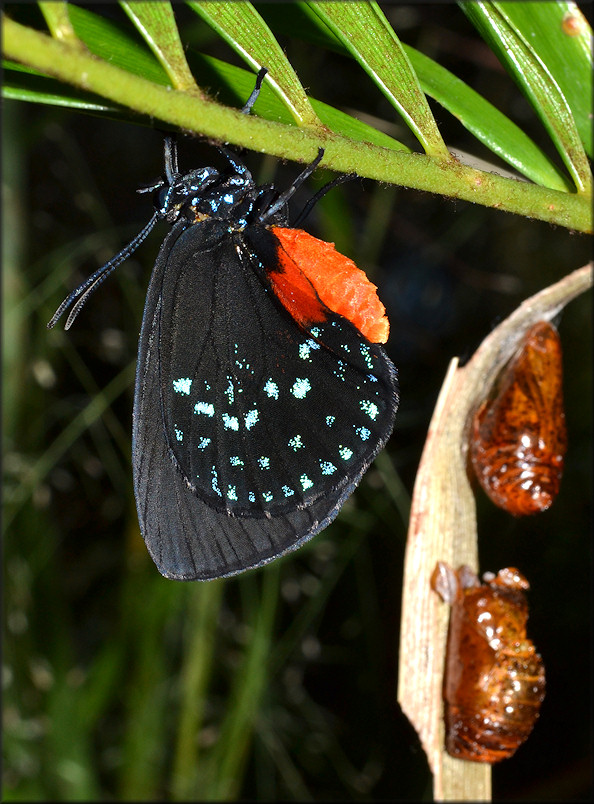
[{"x1": 397, "y1": 264, "x2": 592, "y2": 801}]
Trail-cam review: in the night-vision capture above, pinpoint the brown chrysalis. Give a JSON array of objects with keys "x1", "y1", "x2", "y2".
[
  {"x1": 470, "y1": 321, "x2": 567, "y2": 515},
  {"x1": 431, "y1": 562, "x2": 546, "y2": 763}
]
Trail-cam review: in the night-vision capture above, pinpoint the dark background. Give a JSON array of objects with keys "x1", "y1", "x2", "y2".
[{"x1": 3, "y1": 3, "x2": 592, "y2": 800}]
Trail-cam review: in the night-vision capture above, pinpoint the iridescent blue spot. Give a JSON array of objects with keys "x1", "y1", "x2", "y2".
[
  {"x1": 194, "y1": 401, "x2": 215, "y2": 416},
  {"x1": 211, "y1": 467, "x2": 221, "y2": 496},
  {"x1": 263, "y1": 379, "x2": 279, "y2": 399},
  {"x1": 223, "y1": 193, "x2": 234, "y2": 204},
  {"x1": 360, "y1": 344, "x2": 374, "y2": 370},
  {"x1": 360, "y1": 400, "x2": 379, "y2": 420},
  {"x1": 367, "y1": 374, "x2": 378, "y2": 383},
  {"x1": 320, "y1": 461, "x2": 337, "y2": 475},
  {"x1": 262, "y1": 491, "x2": 273, "y2": 502},
  {"x1": 355, "y1": 426, "x2": 371, "y2": 441},
  {"x1": 299, "y1": 343, "x2": 311, "y2": 361},
  {"x1": 225, "y1": 377, "x2": 235, "y2": 404},
  {"x1": 248, "y1": 491, "x2": 256, "y2": 503},
  {"x1": 282, "y1": 485, "x2": 295, "y2": 497},
  {"x1": 339, "y1": 446, "x2": 353, "y2": 460},
  {"x1": 300, "y1": 474, "x2": 314, "y2": 491},
  {"x1": 230, "y1": 455, "x2": 244, "y2": 467},
  {"x1": 174, "y1": 427, "x2": 183, "y2": 442},
  {"x1": 291, "y1": 378, "x2": 311, "y2": 399},
  {"x1": 222, "y1": 413, "x2": 239, "y2": 431},
  {"x1": 288, "y1": 435, "x2": 304, "y2": 451},
  {"x1": 298, "y1": 339, "x2": 320, "y2": 361},
  {"x1": 227, "y1": 485, "x2": 237, "y2": 501},
  {"x1": 257, "y1": 456, "x2": 270, "y2": 470},
  {"x1": 333, "y1": 360, "x2": 346, "y2": 381},
  {"x1": 310, "y1": 326, "x2": 322, "y2": 337},
  {"x1": 233, "y1": 344, "x2": 252, "y2": 372},
  {"x1": 326, "y1": 416, "x2": 335, "y2": 427},
  {"x1": 173, "y1": 378, "x2": 192, "y2": 395},
  {"x1": 244, "y1": 409, "x2": 259, "y2": 429},
  {"x1": 197, "y1": 437, "x2": 211, "y2": 450}
]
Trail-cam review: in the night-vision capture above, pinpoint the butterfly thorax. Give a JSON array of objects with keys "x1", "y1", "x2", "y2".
[{"x1": 153, "y1": 162, "x2": 288, "y2": 231}]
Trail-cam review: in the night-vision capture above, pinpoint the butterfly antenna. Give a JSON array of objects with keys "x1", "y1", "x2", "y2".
[
  {"x1": 293, "y1": 173, "x2": 358, "y2": 227},
  {"x1": 259, "y1": 149, "x2": 325, "y2": 224},
  {"x1": 48, "y1": 212, "x2": 159, "y2": 329}
]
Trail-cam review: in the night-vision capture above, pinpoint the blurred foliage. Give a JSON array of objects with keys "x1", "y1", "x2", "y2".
[{"x1": 2, "y1": 2, "x2": 592, "y2": 801}]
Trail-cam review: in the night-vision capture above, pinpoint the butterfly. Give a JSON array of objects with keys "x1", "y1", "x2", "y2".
[{"x1": 49, "y1": 69, "x2": 399, "y2": 580}]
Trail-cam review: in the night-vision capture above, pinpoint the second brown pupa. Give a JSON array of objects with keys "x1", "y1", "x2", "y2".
[{"x1": 432, "y1": 562, "x2": 546, "y2": 763}]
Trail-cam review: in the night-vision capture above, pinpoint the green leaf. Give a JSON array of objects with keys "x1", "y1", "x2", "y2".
[
  {"x1": 2, "y1": 61, "x2": 120, "y2": 112},
  {"x1": 187, "y1": 1, "x2": 323, "y2": 128},
  {"x1": 490, "y1": 2, "x2": 592, "y2": 158},
  {"x1": 185, "y1": 53, "x2": 411, "y2": 151},
  {"x1": 5, "y1": 5, "x2": 410, "y2": 153},
  {"x1": 38, "y1": 0, "x2": 82, "y2": 46},
  {"x1": 2, "y1": 13, "x2": 591, "y2": 231},
  {"x1": 67, "y1": 3, "x2": 171, "y2": 85},
  {"x1": 119, "y1": 1, "x2": 199, "y2": 92},
  {"x1": 255, "y1": 2, "x2": 572, "y2": 189},
  {"x1": 306, "y1": 0, "x2": 450, "y2": 159},
  {"x1": 3, "y1": 4, "x2": 172, "y2": 114},
  {"x1": 5, "y1": 3, "x2": 186, "y2": 114},
  {"x1": 460, "y1": 1, "x2": 592, "y2": 195},
  {"x1": 402, "y1": 44, "x2": 572, "y2": 191}
]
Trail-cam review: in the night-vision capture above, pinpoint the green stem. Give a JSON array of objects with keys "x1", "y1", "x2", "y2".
[
  {"x1": 2, "y1": 16, "x2": 592, "y2": 232},
  {"x1": 171, "y1": 581, "x2": 225, "y2": 801},
  {"x1": 207, "y1": 565, "x2": 280, "y2": 800}
]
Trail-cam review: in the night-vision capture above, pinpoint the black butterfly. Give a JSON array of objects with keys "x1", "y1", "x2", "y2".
[{"x1": 49, "y1": 70, "x2": 399, "y2": 580}]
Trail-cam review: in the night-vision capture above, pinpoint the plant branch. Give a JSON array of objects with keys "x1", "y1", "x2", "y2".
[{"x1": 2, "y1": 16, "x2": 591, "y2": 233}]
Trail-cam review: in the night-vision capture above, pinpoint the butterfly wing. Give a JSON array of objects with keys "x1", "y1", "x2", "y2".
[{"x1": 133, "y1": 220, "x2": 398, "y2": 580}]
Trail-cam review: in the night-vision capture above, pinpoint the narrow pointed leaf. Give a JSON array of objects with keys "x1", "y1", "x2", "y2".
[
  {"x1": 187, "y1": 1, "x2": 322, "y2": 128},
  {"x1": 306, "y1": 0, "x2": 450, "y2": 159},
  {"x1": 257, "y1": 3, "x2": 572, "y2": 189},
  {"x1": 38, "y1": 1, "x2": 83, "y2": 47},
  {"x1": 188, "y1": 53, "x2": 410, "y2": 150},
  {"x1": 486, "y1": 1, "x2": 592, "y2": 158},
  {"x1": 3, "y1": 58, "x2": 119, "y2": 111},
  {"x1": 403, "y1": 44, "x2": 572, "y2": 191},
  {"x1": 68, "y1": 3, "x2": 171, "y2": 86},
  {"x1": 460, "y1": 1, "x2": 592, "y2": 195},
  {"x1": 120, "y1": 1, "x2": 199, "y2": 92},
  {"x1": 3, "y1": 15, "x2": 591, "y2": 231}
]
